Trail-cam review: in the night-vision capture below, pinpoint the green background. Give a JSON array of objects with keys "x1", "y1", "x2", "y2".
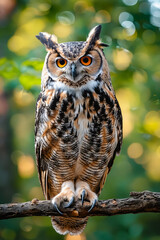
[{"x1": 0, "y1": 0, "x2": 160, "y2": 239}]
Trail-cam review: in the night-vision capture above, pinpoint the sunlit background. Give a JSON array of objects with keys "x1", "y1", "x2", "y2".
[{"x1": 0, "y1": 0, "x2": 160, "y2": 239}]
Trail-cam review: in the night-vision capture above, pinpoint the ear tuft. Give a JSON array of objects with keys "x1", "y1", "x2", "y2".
[
  {"x1": 86, "y1": 25, "x2": 102, "y2": 47},
  {"x1": 84, "y1": 25, "x2": 109, "y2": 51},
  {"x1": 36, "y1": 32, "x2": 58, "y2": 50}
]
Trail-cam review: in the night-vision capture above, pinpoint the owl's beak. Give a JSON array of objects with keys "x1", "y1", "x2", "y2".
[{"x1": 70, "y1": 63, "x2": 78, "y2": 80}]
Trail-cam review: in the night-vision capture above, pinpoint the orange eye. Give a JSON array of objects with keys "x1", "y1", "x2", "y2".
[
  {"x1": 56, "y1": 58, "x2": 67, "y2": 68},
  {"x1": 80, "y1": 56, "x2": 92, "y2": 66}
]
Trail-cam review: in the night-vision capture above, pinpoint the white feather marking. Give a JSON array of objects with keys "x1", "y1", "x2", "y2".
[
  {"x1": 47, "y1": 77, "x2": 100, "y2": 97},
  {"x1": 77, "y1": 110, "x2": 88, "y2": 143}
]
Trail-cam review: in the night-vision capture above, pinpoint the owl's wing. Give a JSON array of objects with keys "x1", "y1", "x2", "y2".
[
  {"x1": 35, "y1": 140, "x2": 49, "y2": 199},
  {"x1": 97, "y1": 83, "x2": 123, "y2": 195},
  {"x1": 114, "y1": 98, "x2": 123, "y2": 155},
  {"x1": 105, "y1": 79, "x2": 123, "y2": 156},
  {"x1": 35, "y1": 92, "x2": 53, "y2": 200},
  {"x1": 35, "y1": 93, "x2": 47, "y2": 198}
]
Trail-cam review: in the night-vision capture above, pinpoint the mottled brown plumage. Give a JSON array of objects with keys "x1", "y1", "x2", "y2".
[{"x1": 35, "y1": 25, "x2": 123, "y2": 235}]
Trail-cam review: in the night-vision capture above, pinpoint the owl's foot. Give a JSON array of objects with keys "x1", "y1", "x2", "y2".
[
  {"x1": 51, "y1": 181, "x2": 75, "y2": 214},
  {"x1": 75, "y1": 180, "x2": 98, "y2": 212}
]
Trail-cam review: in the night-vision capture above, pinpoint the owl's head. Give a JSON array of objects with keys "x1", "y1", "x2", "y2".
[{"x1": 36, "y1": 25, "x2": 109, "y2": 90}]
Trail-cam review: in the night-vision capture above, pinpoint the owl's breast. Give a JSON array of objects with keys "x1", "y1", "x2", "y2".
[
  {"x1": 72, "y1": 100, "x2": 89, "y2": 145},
  {"x1": 77, "y1": 87, "x2": 118, "y2": 169},
  {"x1": 38, "y1": 85, "x2": 119, "y2": 173}
]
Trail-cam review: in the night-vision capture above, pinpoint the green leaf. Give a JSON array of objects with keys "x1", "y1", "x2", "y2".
[{"x1": 19, "y1": 74, "x2": 41, "y2": 90}]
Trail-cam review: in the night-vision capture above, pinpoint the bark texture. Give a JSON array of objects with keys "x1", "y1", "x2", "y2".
[{"x1": 0, "y1": 191, "x2": 160, "y2": 220}]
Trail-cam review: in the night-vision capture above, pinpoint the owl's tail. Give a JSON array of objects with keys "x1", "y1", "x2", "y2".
[{"x1": 51, "y1": 216, "x2": 88, "y2": 235}]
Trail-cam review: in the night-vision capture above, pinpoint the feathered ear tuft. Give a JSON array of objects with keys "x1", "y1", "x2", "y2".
[
  {"x1": 36, "y1": 32, "x2": 58, "y2": 51},
  {"x1": 86, "y1": 25, "x2": 102, "y2": 48},
  {"x1": 84, "y1": 25, "x2": 109, "y2": 52}
]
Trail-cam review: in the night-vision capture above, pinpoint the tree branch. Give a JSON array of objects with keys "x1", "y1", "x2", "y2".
[{"x1": 0, "y1": 191, "x2": 160, "y2": 220}]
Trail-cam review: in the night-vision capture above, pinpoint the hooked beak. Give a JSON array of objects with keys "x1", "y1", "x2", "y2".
[{"x1": 70, "y1": 63, "x2": 78, "y2": 80}]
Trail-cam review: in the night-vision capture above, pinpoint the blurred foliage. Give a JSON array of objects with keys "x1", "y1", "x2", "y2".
[{"x1": 0, "y1": 0, "x2": 160, "y2": 239}]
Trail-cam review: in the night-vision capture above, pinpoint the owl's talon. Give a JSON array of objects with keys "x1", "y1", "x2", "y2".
[
  {"x1": 81, "y1": 189, "x2": 86, "y2": 205},
  {"x1": 76, "y1": 181, "x2": 98, "y2": 211},
  {"x1": 51, "y1": 181, "x2": 75, "y2": 212},
  {"x1": 88, "y1": 199, "x2": 97, "y2": 212},
  {"x1": 64, "y1": 196, "x2": 74, "y2": 208},
  {"x1": 53, "y1": 203, "x2": 63, "y2": 215}
]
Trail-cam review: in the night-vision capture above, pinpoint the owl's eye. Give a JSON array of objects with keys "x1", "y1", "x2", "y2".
[
  {"x1": 56, "y1": 58, "x2": 67, "y2": 68},
  {"x1": 80, "y1": 56, "x2": 92, "y2": 66}
]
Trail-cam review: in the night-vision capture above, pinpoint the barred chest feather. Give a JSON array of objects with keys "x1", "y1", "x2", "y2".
[
  {"x1": 35, "y1": 78, "x2": 122, "y2": 196},
  {"x1": 39, "y1": 79, "x2": 118, "y2": 160}
]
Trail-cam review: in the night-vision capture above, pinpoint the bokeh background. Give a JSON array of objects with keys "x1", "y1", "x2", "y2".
[{"x1": 0, "y1": 0, "x2": 160, "y2": 239}]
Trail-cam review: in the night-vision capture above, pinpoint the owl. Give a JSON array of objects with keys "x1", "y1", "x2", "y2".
[{"x1": 35, "y1": 25, "x2": 123, "y2": 235}]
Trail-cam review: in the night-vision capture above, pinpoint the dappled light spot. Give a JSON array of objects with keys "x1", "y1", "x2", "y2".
[
  {"x1": 121, "y1": 21, "x2": 136, "y2": 36},
  {"x1": 18, "y1": 155, "x2": 35, "y2": 178},
  {"x1": 122, "y1": 111, "x2": 134, "y2": 138},
  {"x1": 119, "y1": 12, "x2": 134, "y2": 24},
  {"x1": 37, "y1": 3, "x2": 51, "y2": 12},
  {"x1": 144, "y1": 111, "x2": 160, "y2": 138},
  {"x1": 95, "y1": 10, "x2": 111, "y2": 23},
  {"x1": 66, "y1": 233, "x2": 86, "y2": 240},
  {"x1": 57, "y1": 11, "x2": 75, "y2": 25},
  {"x1": 133, "y1": 70, "x2": 148, "y2": 83},
  {"x1": 127, "y1": 143, "x2": 144, "y2": 159},
  {"x1": 53, "y1": 22, "x2": 73, "y2": 39},
  {"x1": 125, "y1": 30, "x2": 137, "y2": 41},
  {"x1": 10, "y1": 113, "x2": 30, "y2": 140},
  {"x1": 116, "y1": 88, "x2": 140, "y2": 137},
  {"x1": 122, "y1": 0, "x2": 138, "y2": 6},
  {"x1": 133, "y1": 155, "x2": 149, "y2": 165},
  {"x1": 112, "y1": 24, "x2": 137, "y2": 41},
  {"x1": 119, "y1": 12, "x2": 136, "y2": 37},
  {"x1": 13, "y1": 89, "x2": 34, "y2": 107},
  {"x1": 8, "y1": 35, "x2": 25, "y2": 53},
  {"x1": 112, "y1": 26, "x2": 137, "y2": 41},
  {"x1": 18, "y1": 7, "x2": 41, "y2": 25},
  {"x1": 150, "y1": 1, "x2": 160, "y2": 27},
  {"x1": 20, "y1": 218, "x2": 38, "y2": 238},
  {"x1": 8, "y1": 18, "x2": 46, "y2": 55},
  {"x1": 113, "y1": 48, "x2": 132, "y2": 70},
  {"x1": 20, "y1": 220, "x2": 32, "y2": 232},
  {"x1": 145, "y1": 151, "x2": 160, "y2": 181}
]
